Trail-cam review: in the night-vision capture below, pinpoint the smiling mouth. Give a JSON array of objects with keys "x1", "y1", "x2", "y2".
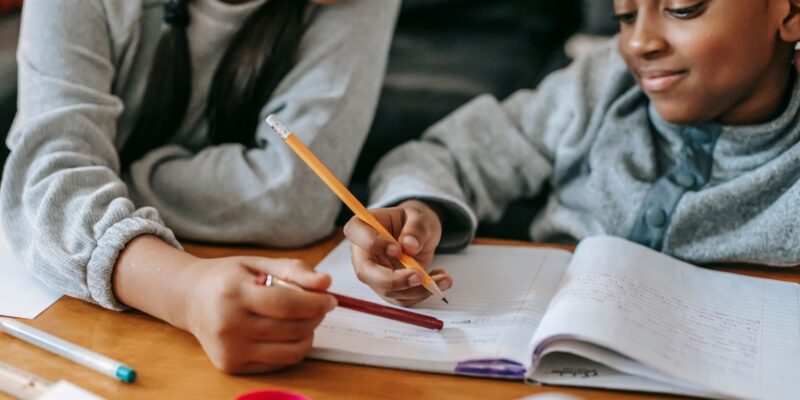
[{"x1": 638, "y1": 70, "x2": 689, "y2": 93}]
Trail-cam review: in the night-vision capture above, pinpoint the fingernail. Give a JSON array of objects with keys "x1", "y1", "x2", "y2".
[
  {"x1": 402, "y1": 236, "x2": 419, "y2": 251},
  {"x1": 328, "y1": 296, "x2": 338, "y2": 311},
  {"x1": 408, "y1": 274, "x2": 422, "y2": 286},
  {"x1": 387, "y1": 244, "x2": 400, "y2": 257},
  {"x1": 437, "y1": 279, "x2": 451, "y2": 291}
]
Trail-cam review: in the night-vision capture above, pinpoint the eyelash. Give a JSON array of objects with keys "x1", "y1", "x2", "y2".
[
  {"x1": 612, "y1": 12, "x2": 636, "y2": 24},
  {"x1": 611, "y1": 1, "x2": 707, "y2": 25},
  {"x1": 666, "y1": 2, "x2": 706, "y2": 19}
]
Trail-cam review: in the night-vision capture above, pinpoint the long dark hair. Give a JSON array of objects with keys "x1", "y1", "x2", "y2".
[{"x1": 119, "y1": 0, "x2": 310, "y2": 168}]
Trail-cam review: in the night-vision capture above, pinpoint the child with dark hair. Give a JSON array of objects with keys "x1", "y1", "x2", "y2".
[
  {"x1": 2, "y1": 0, "x2": 398, "y2": 373},
  {"x1": 344, "y1": 0, "x2": 800, "y2": 306}
]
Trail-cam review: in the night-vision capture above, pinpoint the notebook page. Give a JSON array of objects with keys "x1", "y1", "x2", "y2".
[
  {"x1": 311, "y1": 241, "x2": 570, "y2": 375},
  {"x1": 529, "y1": 236, "x2": 800, "y2": 400}
]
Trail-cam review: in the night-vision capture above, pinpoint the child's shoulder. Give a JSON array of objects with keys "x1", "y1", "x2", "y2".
[
  {"x1": 23, "y1": 0, "x2": 146, "y2": 43},
  {"x1": 568, "y1": 37, "x2": 627, "y2": 68},
  {"x1": 526, "y1": 37, "x2": 638, "y2": 122},
  {"x1": 560, "y1": 37, "x2": 635, "y2": 98}
]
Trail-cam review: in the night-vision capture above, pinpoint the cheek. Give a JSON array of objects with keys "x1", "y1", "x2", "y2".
[
  {"x1": 652, "y1": 34, "x2": 766, "y2": 122},
  {"x1": 675, "y1": 24, "x2": 775, "y2": 93}
]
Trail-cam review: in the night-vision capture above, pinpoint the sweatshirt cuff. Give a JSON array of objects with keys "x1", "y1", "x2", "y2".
[
  {"x1": 86, "y1": 209, "x2": 182, "y2": 311},
  {"x1": 369, "y1": 181, "x2": 477, "y2": 252}
]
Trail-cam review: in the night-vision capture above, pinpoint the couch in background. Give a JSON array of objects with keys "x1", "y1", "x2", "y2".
[{"x1": 0, "y1": 12, "x2": 18, "y2": 167}]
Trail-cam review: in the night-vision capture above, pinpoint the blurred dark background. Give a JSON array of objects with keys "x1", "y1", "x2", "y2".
[{"x1": 0, "y1": 0, "x2": 618, "y2": 240}]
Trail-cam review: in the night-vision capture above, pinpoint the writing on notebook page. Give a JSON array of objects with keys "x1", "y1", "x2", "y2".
[
  {"x1": 557, "y1": 270, "x2": 762, "y2": 377},
  {"x1": 316, "y1": 281, "x2": 548, "y2": 350},
  {"x1": 314, "y1": 244, "x2": 569, "y2": 363},
  {"x1": 318, "y1": 320, "x2": 506, "y2": 346}
]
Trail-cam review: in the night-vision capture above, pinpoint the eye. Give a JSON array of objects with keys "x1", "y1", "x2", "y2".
[
  {"x1": 665, "y1": 1, "x2": 707, "y2": 19},
  {"x1": 611, "y1": 11, "x2": 637, "y2": 25}
]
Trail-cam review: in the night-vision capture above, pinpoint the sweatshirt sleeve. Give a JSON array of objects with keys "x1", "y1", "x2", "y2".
[
  {"x1": 1, "y1": 0, "x2": 181, "y2": 310},
  {"x1": 367, "y1": 42, "x2": 630, "y2": 251},
  {"x1": 126, "y1": 0, "x2": 400, "y2": 248}
]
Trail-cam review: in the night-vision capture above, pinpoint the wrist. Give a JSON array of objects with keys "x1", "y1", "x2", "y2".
[
  {"x1": 166, "y1": 259, "x2": 198, "y2": 332},
  {"x1": 113, "y1": 235, "x2": 198, "y2": 331}
]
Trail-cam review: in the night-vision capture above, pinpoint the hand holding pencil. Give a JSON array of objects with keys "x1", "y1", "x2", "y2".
[
  {"x1": 266, "y1": 116, "x2": 452, "y2": 307},
  {"x1": 343, "y1": 200, "x2": 453, "y2": 307}
]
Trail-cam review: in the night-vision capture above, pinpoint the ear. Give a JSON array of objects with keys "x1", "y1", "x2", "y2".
[{"x1": 779, "y1": 0, "x2": 800, "y2": 42}]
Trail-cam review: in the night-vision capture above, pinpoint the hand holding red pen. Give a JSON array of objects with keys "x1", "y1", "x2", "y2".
[
  {"x1": 180, "y1": 257, "x2": 336, "y2": 373},
  {"x1": 260, "y1": 274, "x2": 444, "y2": 330}
]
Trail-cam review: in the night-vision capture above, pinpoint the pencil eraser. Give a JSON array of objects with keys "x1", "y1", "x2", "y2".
[{"x1": 265, "y1": 115, "x2": 291, "y2": 139}]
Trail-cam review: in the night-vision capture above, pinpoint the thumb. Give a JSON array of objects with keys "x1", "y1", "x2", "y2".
[{"x1": 245, "y1": 257, "x2": 332, "y2": 291}]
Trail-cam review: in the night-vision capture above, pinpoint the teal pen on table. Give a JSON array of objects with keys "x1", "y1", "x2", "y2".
[{"x1": 0, "y1": 318, "x2": 136, "y2": 383}]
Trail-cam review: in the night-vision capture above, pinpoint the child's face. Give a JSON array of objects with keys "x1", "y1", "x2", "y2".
[{"x1": 615, "y1": 0, "x2": 796, "y2": 125}]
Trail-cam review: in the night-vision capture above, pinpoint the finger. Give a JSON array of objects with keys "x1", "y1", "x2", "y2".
[
  {"x1": 397, "y1": 207, "x2": 434, "y2": 256},
  {"x1": 374, "y1": 251, "x2": 405, "y2": 271},
  {"x1": 351, "y1": 242, "x2": 397, "y2": 276},
  {"x1": 382, "y1": 285, "x2": 433, "y2": 301},
  {"x1": 433, "y1": 271, "x2": 453, "y2": 291},
  {"x1": 249, "y1": 336, "x2": 315, "y2": 366},
  {"x1": 242, "y1": 282, "x2": 336, "y2": 320},
  {"x1": 353, "y1": 257, "x2": 419, "y2": 293},
  {"x1": 407, "y1": 268, "x2": 451, "y2": 287},
  {"x1": 385, "y1": 271, "x2": 453, "y2": 300},
  {"x1": 246, "y1": 314, "x2": 324, "y2": 342},
  {"x1": 344, "y1": 216, "x2": 400, "y2": 258},
  {"x1": 245, "y1": 257, "x2": 331, "y2": 291},
  {"x1": 400, "y1": 201, "x2": 443, "y2": 255}
]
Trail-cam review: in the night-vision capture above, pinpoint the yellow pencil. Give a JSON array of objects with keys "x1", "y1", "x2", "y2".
[{"x1": 266, "y1": 115, "x2": 448, "y2": 304}]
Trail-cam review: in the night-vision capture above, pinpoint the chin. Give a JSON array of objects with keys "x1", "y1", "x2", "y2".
[{"x1": 651, "y1": 101, "x2": 714, "y2": 125}]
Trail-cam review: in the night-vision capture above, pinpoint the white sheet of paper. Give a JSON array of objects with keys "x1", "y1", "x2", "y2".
[
  {"x1": 311, "y1": 241, "x2": 571, "y2": 373},
  {"x1": 0, "y1": 226, "x2": 61, "y2": 319},
  {"x1": 38, "y1": 380, "x2": 104, "y2": 400}
]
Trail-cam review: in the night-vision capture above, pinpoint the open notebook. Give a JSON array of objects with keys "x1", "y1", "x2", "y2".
[{"x1": 310, "y1": 236, "x2": 800, "y2": 400}]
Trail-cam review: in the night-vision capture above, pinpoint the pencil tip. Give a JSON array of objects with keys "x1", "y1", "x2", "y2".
[{"x1": 442, "y1": 297, "x2": 449, "y2": 304}]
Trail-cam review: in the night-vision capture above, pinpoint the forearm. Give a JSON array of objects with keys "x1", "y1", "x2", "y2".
[
  {"x1": 127, "y1": 144, "x2": 342, "y2": 247},
  {"x1": 113, "y1": 235, "x2": 196, "y2": 331}
]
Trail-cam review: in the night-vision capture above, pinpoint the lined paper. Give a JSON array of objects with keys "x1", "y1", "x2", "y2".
[
  {"x1": 311, "y1": 241, "x2": 571, "y2": 372},
  {"x1": 530, "y1": 236, "x2": 800, "y2": 400}
]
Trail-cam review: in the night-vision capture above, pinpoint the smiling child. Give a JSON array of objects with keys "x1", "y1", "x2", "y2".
[{"x1": 341, "y1": 0, "x2": 800, "y2": 306}]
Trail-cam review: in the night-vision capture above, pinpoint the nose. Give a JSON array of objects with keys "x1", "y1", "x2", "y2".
[{"x1": 626, "y1": 16, "x2": 669, "y2": 59}]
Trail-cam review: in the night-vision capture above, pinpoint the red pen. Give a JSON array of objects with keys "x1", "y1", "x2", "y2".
[{"x1": 259, "y1": 274, "x2": 444, "y2": 331}]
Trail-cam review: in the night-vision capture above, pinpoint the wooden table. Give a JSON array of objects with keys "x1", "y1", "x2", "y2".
[{"x1": 2, "y1": 234, "x2": 798, "y2": 400}]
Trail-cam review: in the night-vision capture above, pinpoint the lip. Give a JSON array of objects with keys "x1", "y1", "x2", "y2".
[{"x1": 637, "y1": 69, "x2": 689, "y2": 93}]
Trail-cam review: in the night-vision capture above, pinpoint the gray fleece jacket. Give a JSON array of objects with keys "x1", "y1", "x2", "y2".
[
  {"x1": 369, "y1": 41, "x2": 800, "y2": 267},
  {"x1": 2, "y1": 0, "x2": 399, "y2": 309}
]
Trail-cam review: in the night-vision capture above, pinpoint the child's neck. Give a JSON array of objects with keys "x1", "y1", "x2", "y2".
[{"x1": 715, "y1": 61, "x2": 794, "y2": 126}]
